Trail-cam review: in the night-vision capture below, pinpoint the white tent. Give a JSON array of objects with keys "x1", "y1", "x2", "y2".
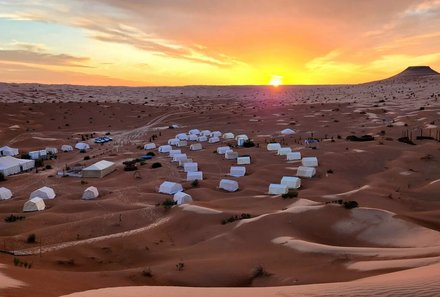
[
  {"x1": 23, "y1": 197, "x2": 45, "y2": 212},
  {"x1": 188, "y1": 134, "x2": 198, "y2": 141},
  {"x1": 82, "y1": 160, "x2": 116, "y2": 178},
  {"x1": 287, "y1": 152, "x2": 302, "y2": 161},
  {"x1": 222, "y1": 132, "x2": 235, "y2": 139},
  {"x1": 179, "y1": 158, "x2": 193, "y2": 167},
  {"x1": 189, "y1": 129, "x2": 201, "y2": 135},
  {"x1": 217, "y1": 146, "x2": 231, "y2": 154},
  {"x1": 61, "y1": 145, "x2": 73, "y2": 152},
  {"x1": 0, "y1": 156, "x2": 35, "y2": 176},
  {"x1": 184, "y1": 162, "x2": 198, "y2": 172},
  {"x1": 176, "y1": 133, "x2": 188, "y2": 140},
  {"x1": 168, "y1": 138, "x2": 179, "y2": 146},
  {"x1": 45, "y1": 147, "x2": 58, "y2": 154},
  {"x1": 172, "y1": 153, "x2": 187, "y2": 162},
  {"x1": 237, "y1": 138, "x2": 246, "y2": 147},
  {"x1": 0, "y1": 146, "x2": 19, "y2": 156},
  {"x1": 225, "y1": 151, "x2": 238, "y2": 160},
  {"x1": 302, "y1": 157, "x2": 318, "y2": 167},
  {"x1": 197, "y1": 136, "x2": 208, "y2": 142},
  {"x1": 235, "y1": 134, "x2": 249, "y2": 141},
  {"x1": 190, "y1": 143, "x2": 202, "y2": 151},
  {"x1": 187, "y1": 171, "x2": 203, "y2": 181},
  {"x1": 177, "y1": 141, "x2": 188, "y2": 147},
  {"x1": 75, "y1": 143, "x2": 90, "y2": 150},
  {"x1": 30, "y1": 186, "x2": 56, "y2": 200},
  {"x1": 209, "y1": 137, "x2": 220, "y2": 143},
  {"x1": 173, "y1": 191, "x2": 193, "y2": 205},
  {"x1": 144, "y1": 143, "x2": 156, "y2": 150},
  {"x1": 28, "y1": 151, "x2": 40, "y2": 160},
  {"x1": 0, "y1": 187, "x2": 12, "y2": 200},
  {"x1": 267, "y1": 143, "x2": 281, "y2": 151},
  {"x1": 158, "y1": 145, "x2": 172, "y2": 153},
  {"x1": 82, "y1": 186, "x2": 99, "y2": 200},
  {"x1": 281, "y1": 176, "x2": 301, "y2": 189},
  {"x1": 297, "y1": 166, "x2": 316, "y2": 178},
  {"x1": 237, "y1": 156, "x2": 251, "y2": 165},
  {"x1": 169, "y1": 149, "x2": 182, "y2": 157},
  {"x1": 230, "y1": 166, "x2": 246, "y2": 177},
  {"x1": 219, "y1": 179, "x2": 239, "y2": 192},
  {"x1": 211, "y1": 131, "x2": 222, "y2": 138},
  {"x1": 39, "y1": 149, "x2": 47, "y2": 158},
  {"x1": 159, "y1": 181, "x2": 183, "y2": 195},
  {"x1": 268, "y1": 184, "x2": 289, "y2": 195},
  {"x1": 201, "y1": 130, "x2": 211, "y2": 136},
  {"x1": 277, "y1": 147, "x2": 292, "y2": 156},
  {"x1": 281, "y1": 128, "x2": 295, "y2": 135}
]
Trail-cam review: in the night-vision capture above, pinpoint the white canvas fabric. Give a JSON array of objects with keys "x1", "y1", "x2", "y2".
[
  {"x1": 197, "y1": 136, "x2": 208, "y2": 142},
  {"x1": 184, "y1": 162, "x2": 198, "y2": 173},
  {"x1": 0, "y1": 187, "x2": 12, "y2": 200},
  {"x1": 169, "y1": 149, "x2": 182, "y2": 157},
  {"x1": 277, "y1": 147, "x2": 292, "y2": 156},
  {"x1": 75, "y1": 143, "x2": 90, "y2": 150},
  {"x1": 225, "y1": 151, "x2": 238, "y2": 160},
  {"x1": 172, "y1": 153, "x2": 187, "y2": 162},
  {"x1": 159, "y1": 181, "x2": 183, "y2": 195},
  {"x1": 187, "y1": 171, "x2": 203, "y2": 181},
  {"x1": 219, "y1": 179, "x2": 239, "y2": 192},
  {"x1": 83, "y1": 160, "x2": 114, "y2": 171},
  {"x1": 0, "y1": 156, "x2": 34, "y2": 176},
  {"x1": 61, "y1": 145, "x2": 73, "y2": 152},
  {"x1": 23, "y1": 197, "x2": 45, "y2": 212},
  {"x1": 237, "y1": 156, "x2": 251, "y2": 165},
  {"x1": 30, "y1": 186, "x2": 56, "y2": 200},
  {"x1": 222, "y1": 132, "x2": 235, "y2": 139},
  {"x1": 0, "y1": 146, "x2": 19, "y2": 156},
  {"x1": 201, "y1": 130, "x2": 211, "y2": 136},
  {"x1": 280, "y1": 176, "x2": 301, "y2": 189},
  {"x1": 177, "y1": 141, "x2": 187, "y2": 147},
  {"x1": 188, "y1": 134, "x2": 198, "y2": 141},
  {"x1": 297, "y1": 166, "x2": 316, "y2": 178},
  {"x1": 82, "y1": 186, "x2": 99, "y2": 200},
  {"x1": 268, "y1": 184, "x2": 289, "y2": 195},
  {"x1": 230, "y1": 166, "x2": 246, "y2": 177},
  {"x1": 168, "y1": 138, "x2": 179, "y2": 146},
  {"x1": 302, "y1": 157, "x2": 318, "y2": 167},
  {"x1": 28, "y1": 151, "x2": 40, "y2": 160},
  {"x1": 217, "y1": 146, "x2": 231, "y2": 154},
  {"x1": 189, "y1": 129, "x2": 200, "y2": 135},
  {"x1": 179, "y1": 159, "x2": 193, "y2": 167},
  {"x1": 287, "y1": 152, "x2": 302, "y2": 161},
  {"x1": 267, "y1": 143, "x2": 281, "y2": 151},
  {"x1": 173, "y1": 191, "x2": 193, "y2": 205},
  {"x1": 45, "y1": 147, "x2": 58, "y2": 154},
  {"x1": 210, "y1": 131, "x2": 222, "y2": 138},
  {"x1": 208, "y1": 137, "x2": 220, "y2": 143},
  {"x1": 281, "y1": 128, "x2": 295, "y2": 135},
  {"x1": 176, "y1": 133, "x2": 188, "y2": 140},
  {"x1": 235, "y1": 134, "x2": 249, "y2": 141},
  {"x1": 190, "y1": 143, "x2": 202, "y2": 151},
  {"x1": 158, "y1": 145, "x2": 172, "y2": 153},
  {"x1": 144, "y1": 143, "x2": 156, "y2": 150}
]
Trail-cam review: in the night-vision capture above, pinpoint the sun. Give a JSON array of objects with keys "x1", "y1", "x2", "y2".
[{"x1": 269, "y1": 75, "x2": 283, "y2": 87}]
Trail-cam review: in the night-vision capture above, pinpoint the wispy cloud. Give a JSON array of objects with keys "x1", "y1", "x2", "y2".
[{"x1": 0, "y1": 50, "x2": 90, "y2": 67}]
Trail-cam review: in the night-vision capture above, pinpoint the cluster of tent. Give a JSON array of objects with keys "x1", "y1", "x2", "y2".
[{"x1": 0, "y1": 185, "x2": 100, "y2": 212}]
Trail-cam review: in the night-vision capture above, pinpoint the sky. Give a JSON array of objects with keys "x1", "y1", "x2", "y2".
[{"x1": 1, "y1": 0, "x2": 440, "y2": 86}]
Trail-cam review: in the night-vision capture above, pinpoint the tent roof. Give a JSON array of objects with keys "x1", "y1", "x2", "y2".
[
  {"x1": 0, "y1": 156, "x2": 31, "y2": 169},
  {"x1": 84, "y1": 160, "x2": 115, "y2": 171}
]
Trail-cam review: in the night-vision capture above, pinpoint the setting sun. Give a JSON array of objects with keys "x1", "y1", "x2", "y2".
[{"x1": 269, "y1": 75, "x2": 283, "y2": 87}]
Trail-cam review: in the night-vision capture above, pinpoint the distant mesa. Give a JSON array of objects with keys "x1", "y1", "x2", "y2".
[{"x1": 392, "y1": 66, "x2": 440, "y2": 78}]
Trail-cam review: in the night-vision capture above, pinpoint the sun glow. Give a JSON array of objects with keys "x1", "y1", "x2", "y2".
[{"x1": 269, "y1": 75, "x2": 283, "y2": 87}]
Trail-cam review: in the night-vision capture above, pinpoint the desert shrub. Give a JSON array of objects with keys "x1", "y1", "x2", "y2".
[
  {"x1": 346, "y1": 135, "x2": 374, "y2": 142},
  {"x1": 21, "y1": 153, "x2": 31, "y2": 159},
  {"x1": 142, "y1": 267, "x2": 153, "y2": 277},
  {"x1": 243, "y1": 139, "x2": 255, "y2": 148},
  {"x1": 162, "y1": 198, "x2": 177, "y2": 209},
  {"x1": 221, "y1": 213, "x2": 252, "y2": 225},
  {"x1": 83, "y1": 156, "x2": 90, "y2": 160},
  {"x1": 251, "y1": 265, "x2": 271, "y2": 280},
  {"x1": 416, "y1": 136, "x2": 434, "y2": 140},
  {"x1": 35, "y1": 159, "x2": 44, "y2": 167},
  {"x1": 397, "y1": 137, "x2": 416, "y2": 145},
  {"x1": 26, "y1": 233, "x2": 36, "y2": 244},
  {"x1": 343, "y1": 201, "x2": 359, "y2": 209},
  {"x1": 4, "y1": 214, "x2": 25, "y2": 223},
  {"x1": 282, "y1": 191, "x2": 298, "y2": 199},
  {"x1": 327, "y1": 169, "x2": 334, "y2": 174},
  {"x1": 80, "y1": 180, "x2": 88, "y2": 185},
  {"x1": 45, "y1": 165, "x2": 52, "y2": 170},
  {"x1": 146, "y1": 152, "x2": 155, "y2": 157},
  {"x1": 151, "y1": 162, "x2": 162, "y2": 169},
  {"x1": 0, "y1": 173, "x2": 5, "y2": 182},
  {"x1": 124, "y1": 163, "x2": 137, "y2": 171},
  {"x1": 79, "y1": 149, "x2": 86, "y2": 153},
  {"x1": 140, "y1": 161, "x2": 146, "y2": 166},
  {"x1": 176, "y1": 262, "x2": 185, "y2": 271},
  {"x1": 191, "y1": 179, "x2": 199, "y2": 187}
]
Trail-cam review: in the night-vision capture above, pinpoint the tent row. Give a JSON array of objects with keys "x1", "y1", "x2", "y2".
[{"x1": 0, "y1": 156, "x2": 35, "y2": 177}]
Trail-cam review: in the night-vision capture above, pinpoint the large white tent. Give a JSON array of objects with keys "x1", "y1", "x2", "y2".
[
  {"x1": 208, "y1": 137, "x2": 220, "y2": 143},
  {"x1": 189, "y1": 129, "x2": 201, "y2": 135},
  {"x1": 0, "y1": 146, "x2": 19, "y2": 156},
  {"x1": 144, "y1": 143, "x2": 156, "y2": 150},
  {"x1": 188, "y1": 134, "x2": 199, "y2": 141},
  {"x1": 217, "y1": 146, "x2": 231, "y2": 154},
  {"x1": 281, "y1": 128, "x2": 295, "y2": 135},
  {"x1": 267, "y1": 143, "x2": 281, "y2": 151},
  {"x1": 75, "y1": 143, "x2": 90, "y2": 150},
  {"x1": 297, "y1": 166, "x2": 316, "y2": 178},
  {"x1": 82, "y1": 186, "x2": 99, "y2": 200},
  {"x1": 176, "y1": 133, "x2": 188, "y2": 140},
  {"x1": 177, "y1": 141, "x2": 188, "y2": 147},
  {"x1": 281, "y1": 176, "x2": 301, "y2": 189},
  {"x1": 222, "y1": 132, "x2": 235, "y2": 139},
  {"x1": 173, "y1": 191, "x2": 193, "y2": 205},
  {"x1": 61, "y1": 145, "x2": 73, "y2": 152},
  {"x1": 211, "y1": 131, "x2": 222, "y2": 138},
  {"x1": 82, "y1": 160, "x2": 116, "y2": 178},
  {"x1": 30, "y1": 186, "x2": 56, "y2": 200},
  {"x1": 159, "y1": 181, "x2": 183, "y2": 195},
  {"x1": 197, "y1": 136, "x2": 208, "y2": 142},
  {"x1": 0, "y1": 187, "x2": 12, "y2": 200},
  {"x1": 169, "y1": 149, "x2": 182, "y2": 157},
  {"x1": 187, "y1": 171, "x2": 203, "y2": 181},
  {"x1": 0, "y1": 156, "x2": 35, "y2": 176},
  {"x1": 268, "y1": 184, "x2": 289, "y2": 195},
  {"x1": 237, "y1": 156, "x2": 251, "y2": 165},
  {"x1": 287, "y1": 152, "x2": 302, "y2": 161},
  {"x1": 201, "y1": 130, "x2": 211, "y2": 136},
  {"x1": 277, "y1": 147, "x2": 292, "y2": 156},
  {"x1": 184, "y1": 162, "x2": 198, "y2": 173},
  {"x1": 158, "y1": 145, "x2": 172, "y2": 153},
  {"x1": 219, "y1": 179, "x2": 239, "y2": 192},
  {"x1": 190, "y1": 143, "x2": 202, "y2": 151},
  {"x1": 225, "y1": 151, "x2": 238, "y2": 160},
  {"x1": 172, "y1": 153, "x2": 187, "y2": 162},
  {"x1": 168, "y1": 138, "x2": 180, "y2": 146},
  {"x1": 302, "y1": 157, "x2": 319, "y2": 167},
  {"x1": 23, "y1": 197, "x2": 45, "y2": 212},
  {"x1": 230, "y1": 166, "x2": 246, "y2": 177}
]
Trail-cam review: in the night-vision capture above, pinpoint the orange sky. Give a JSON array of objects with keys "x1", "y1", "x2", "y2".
[{"x1": 1, "y1": 0, "x2": 440, "y2": 86}]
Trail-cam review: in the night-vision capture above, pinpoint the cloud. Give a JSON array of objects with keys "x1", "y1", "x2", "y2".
[
  {"x1": 404, "y1": 0, "x2": 440, "y2": 16},
  {"x1": 0, "y1": 49, "x2": 90, "y2": 67}
]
